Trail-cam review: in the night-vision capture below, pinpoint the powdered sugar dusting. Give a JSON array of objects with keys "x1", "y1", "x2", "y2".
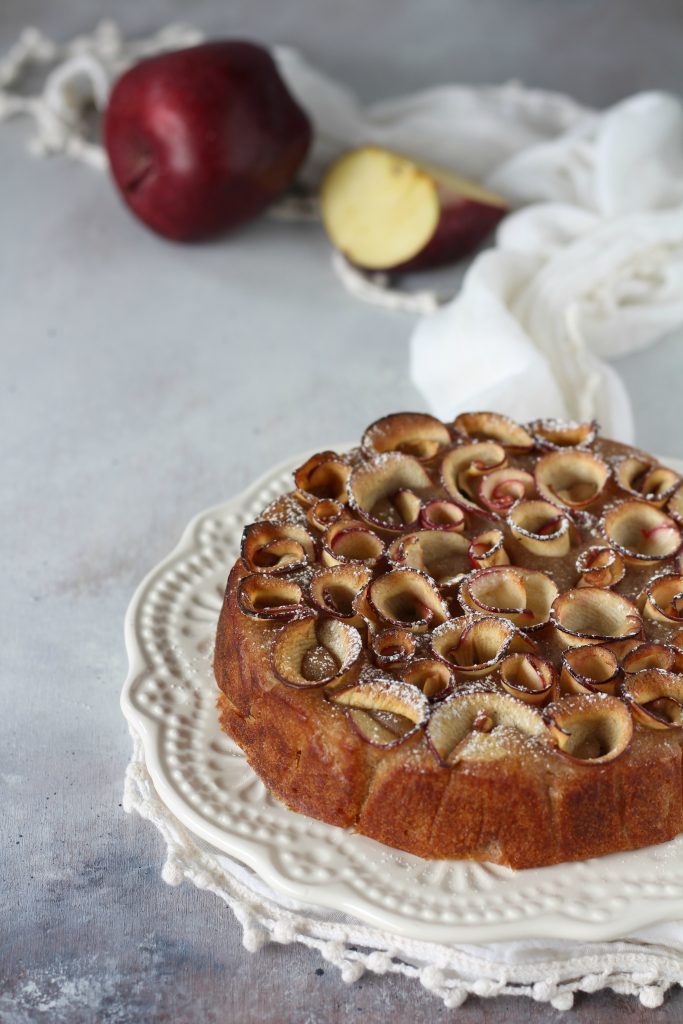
[{"x1": 231, "y1": 415, "x2": 683, "y2": 768}]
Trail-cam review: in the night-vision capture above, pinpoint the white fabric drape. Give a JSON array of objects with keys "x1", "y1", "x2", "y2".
[{"x1": 276, "y1": 51, "x2": 683, "y2": 440}]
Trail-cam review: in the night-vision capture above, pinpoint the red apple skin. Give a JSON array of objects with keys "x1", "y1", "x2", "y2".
[
  {"x1": 392, "y1": 197, "x2": 506, "y2": 272},
  {"x1": 104, "y1": 41, "x2": 312, "y2": 241}
]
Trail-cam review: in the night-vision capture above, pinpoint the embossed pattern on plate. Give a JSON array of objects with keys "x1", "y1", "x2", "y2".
[{"x1": 121, "y1": 450, "x2": 683, "y2": 943}]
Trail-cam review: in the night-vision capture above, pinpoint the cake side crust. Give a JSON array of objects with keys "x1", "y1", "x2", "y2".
[{"x1": 215, "y1": 563, "x2": 683, "y2": 868}]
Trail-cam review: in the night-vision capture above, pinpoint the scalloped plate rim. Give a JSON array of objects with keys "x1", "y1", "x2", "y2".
[{"x1": 121, "y1": 447, "x2": 683, "y2": 944}]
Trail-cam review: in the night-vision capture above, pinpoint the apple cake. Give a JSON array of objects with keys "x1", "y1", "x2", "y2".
[{"x1": 214, "y1": 411, "x2": 683, "y2": 869}]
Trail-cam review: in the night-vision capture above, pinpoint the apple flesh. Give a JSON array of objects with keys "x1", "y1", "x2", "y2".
[
  {"x1": 104, "y1": 41, "x2": 312, "y2": 241},
  {"x1": 321, "y1": 145, "x2": 507, "y2": 272}
]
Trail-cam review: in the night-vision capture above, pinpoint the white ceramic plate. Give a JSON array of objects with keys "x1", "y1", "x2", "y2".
[{"x1": 121, "y1": 449, "x2": 683, "y2": 944}]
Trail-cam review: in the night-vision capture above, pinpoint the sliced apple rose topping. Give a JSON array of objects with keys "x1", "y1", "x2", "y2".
[
  {"x1": 535, "y1": 450, "x2": 610, "y2": 510},
  {"x1": 668, "y1": 482, "x2": 683, "y2": 524},
  {"x1": 529, "y1": 418, "x2": 597, "y2": 451},
  {"x1": 507, "y1": 500, "x2": 573, "y2": 557},
  {"x1": 419, "y1": 499, "x2": 466, "y2": 532},
  {"x1": 499, "y1": 653, "x2": 556, "y2": 705},
  {"x1": 621, "y1": 670, "x2": 683, "y2": 730},
  {"x1": 431, "y1": 614, "x2": 529, "y2": 677},
  {"x1": 622, "y1": 642, "x2": 677, "y2": 675},
  {"x1": 241, "y1": 521, "x2": 316, "y2": 574},
  {"x1": 550, "y1": 587, "x2": 642, "y2": 649},
  {"x1": 237, "y1": 574, "x2": 306, "y2": 621},
  {"x1": 468, "y1": 529, "x2": 510, "y2": 568},
  {"x1": 330, "y1": 678, "x2": 429, "y2": 748},
  {"x1": 638, "y1": 573, "x2": 683, "y2": 624},
  {"x1": 427, "y1": 692, "x2": 547, "y2": 765},
  {"x1": 545, "y1": 694, "x2": 633, "y2": 764},
  {"x1": 603, "y1": 500, "x2": 681, "y2": 565},
  {"x1": 387, "y1": 530, "x2": 470, "y2": 587},
  {"x1": 272, "y1": 616, "x2": 362, "y2": 689},
  {"x1": 371, "y1": 627, "x2": 416, "y2": 667},
  {"x1": 560, "y1": 645, "x2": 620, "y2": 695},
  {"x1": 348, "y1": 453, "x2": 432, "y2": 531},
  {"x1": 294, "y1": 451, "x2": 351, "y2": 505},
  {"x1": 478, "y1": 467, "x2": 535, "y2": 514},
  {"x1": 308, "y1": 564, "x2": 373, "y2": 624},
  {"x1": 366, "y1": 567, "x2": 450, "y2": 634},
  {"x1": 615, "y1": 456, "x2": 679, "y2": 505},
  {"x1": 453, "y1": 412, "x2": 534, "y2": 453},
  {"x1": 459, "y1": 566, "x2": 558, "y2": 632},
  {"x1": 576, "y1": 545, "x2": 625, "y2": 588},
  {"x1": 361, "y1": 412, "x2": 451, "y2": 462},
  {"x1": 306, "y1": 498, "x2": 345, "y2": 533},
  {"x1": 440, "y1": 442, "x2": 508, "y2": 515},
  {"x1": 321, "y1": 518, "x2": 385, "y2": 567},
  {"x1": 400, "y1": 659, "x2": 454, "y2": 700}
]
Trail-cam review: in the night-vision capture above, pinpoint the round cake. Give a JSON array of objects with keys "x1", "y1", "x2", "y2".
[{"x1": 214, "y1": 411, "x2": 683, "y2": 869}]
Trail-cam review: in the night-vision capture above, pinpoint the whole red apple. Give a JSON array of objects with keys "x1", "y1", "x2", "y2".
[{"x1": 104, "y1": 41, "x2": 312, "y2": 241}]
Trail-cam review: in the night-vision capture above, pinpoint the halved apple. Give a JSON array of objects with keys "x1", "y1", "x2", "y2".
[{"x1": 321, "y1": 146, "x2": 507, "y2": 272}]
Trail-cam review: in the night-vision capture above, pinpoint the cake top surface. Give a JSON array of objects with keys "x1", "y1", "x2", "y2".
[{"x1": 231, "y1": 411, "x2": 683, "y2": 768}]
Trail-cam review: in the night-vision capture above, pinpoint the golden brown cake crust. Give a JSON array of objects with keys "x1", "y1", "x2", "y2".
[{"x1": 214, "y1": 413, "x2": 683, "y2": 869}]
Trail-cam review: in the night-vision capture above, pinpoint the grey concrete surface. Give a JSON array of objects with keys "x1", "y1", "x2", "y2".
[{"x1": 2, "y1": 2, "x2": 683, "y2": 1021}]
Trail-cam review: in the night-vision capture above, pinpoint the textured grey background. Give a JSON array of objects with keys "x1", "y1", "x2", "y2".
[{"x1": 2, "y1": 1, "x2": 683, "y2": 1021}]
